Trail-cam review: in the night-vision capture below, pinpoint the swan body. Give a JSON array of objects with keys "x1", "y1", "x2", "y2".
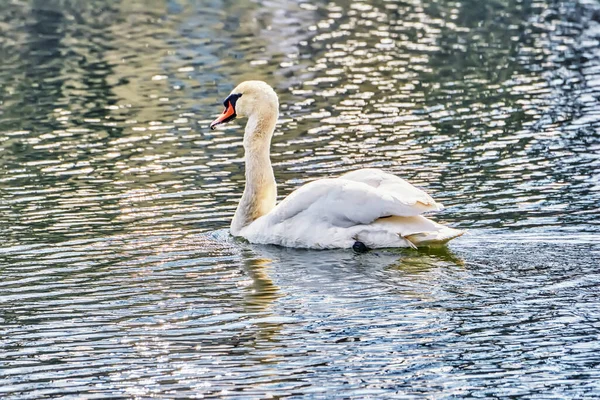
[{"x1": 210, "y1": 81, "x2": 464, "y2": 249}]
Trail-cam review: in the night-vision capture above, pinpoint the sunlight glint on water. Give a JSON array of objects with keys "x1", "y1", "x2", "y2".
[{"x1": 0, "y1": 0, "x2": 599, "y2": 398}]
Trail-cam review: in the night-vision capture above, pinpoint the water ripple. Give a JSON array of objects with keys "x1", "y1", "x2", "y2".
[{"x1": 1, "y1": 0, "x2": 599, "y2": 398}]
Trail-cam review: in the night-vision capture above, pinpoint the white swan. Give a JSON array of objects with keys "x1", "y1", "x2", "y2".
[{"x1": 210, "y1": 81, "x2": 464, "y2": 250}]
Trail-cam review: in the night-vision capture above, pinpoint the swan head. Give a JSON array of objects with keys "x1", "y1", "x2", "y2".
[{"x1": 210, "y1": 81, "x2": 279, "y2": 130}]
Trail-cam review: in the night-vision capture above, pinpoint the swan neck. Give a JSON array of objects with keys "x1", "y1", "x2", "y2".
[{"x1": 231, "y1": 110, "x2": 278, "y2": 235}]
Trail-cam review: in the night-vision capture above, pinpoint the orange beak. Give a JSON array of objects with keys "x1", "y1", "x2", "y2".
[{"x1": 210, "y1": 101, "x2": 236, "y2": 130}]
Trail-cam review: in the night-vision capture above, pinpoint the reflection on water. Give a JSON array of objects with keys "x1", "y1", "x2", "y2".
[{"x1": 1, "y1": 0, "x2": 599, "y2": 397}]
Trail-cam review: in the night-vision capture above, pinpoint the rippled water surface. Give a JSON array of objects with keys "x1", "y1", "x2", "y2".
[{"x1": 1, "y1": 0, "x2": 600, "y2": 398}]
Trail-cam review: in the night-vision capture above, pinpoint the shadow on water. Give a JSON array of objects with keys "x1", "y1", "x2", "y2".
[{"x1": 239, "y1": 238, "x2": 465, "y2": 302}]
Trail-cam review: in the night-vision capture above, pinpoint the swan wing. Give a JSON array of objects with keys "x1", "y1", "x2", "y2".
[
  {"x1": 267, "y1": 174, "x2": 438, "y2": 228},
  {"x1": 340, "y1": 168, "x2": 443, "y2": 212}
]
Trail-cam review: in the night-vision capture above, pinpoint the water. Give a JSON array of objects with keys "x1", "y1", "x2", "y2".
[{"x1": 1, "y1": 0, "x2": 599, "y2": 397}]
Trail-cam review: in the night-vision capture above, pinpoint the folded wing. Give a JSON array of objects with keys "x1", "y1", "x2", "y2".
[
  {"x1": 341, "y1": 168, "x2": 443, "y2": 211},
  {"x1": 267, "y1": 168, "x2": 443, "y2": 227}
]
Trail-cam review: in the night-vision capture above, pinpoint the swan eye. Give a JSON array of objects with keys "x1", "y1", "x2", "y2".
[{"x1": 223, "y1": 93, "x2": 242, "y2": 109}]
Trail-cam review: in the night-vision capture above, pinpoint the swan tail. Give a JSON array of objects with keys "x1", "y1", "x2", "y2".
[
  {"x1": 360, "y1": 215, "x2": 464, "y2": 248},
  {"x1": 405, "y1": 226, "x2": 464, "y2": 246}
]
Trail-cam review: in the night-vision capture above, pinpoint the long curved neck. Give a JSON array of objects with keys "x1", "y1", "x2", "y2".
[{"x1": 230, "y1": 110, "x2": 278, "y2": 235}]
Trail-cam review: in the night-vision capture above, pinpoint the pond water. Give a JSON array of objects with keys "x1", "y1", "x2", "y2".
[{"x1": 1, "y1": 0, "x2": 599, "y2": 398}]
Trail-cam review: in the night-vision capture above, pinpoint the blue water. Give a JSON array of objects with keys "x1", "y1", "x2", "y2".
[{"x1": 1, "y1": 0, "x2": 599, "y2": 398}]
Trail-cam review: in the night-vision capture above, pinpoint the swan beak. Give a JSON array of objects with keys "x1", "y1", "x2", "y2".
[{"x1": 210, "y1": 102, "x2": 236, "y2": 130}]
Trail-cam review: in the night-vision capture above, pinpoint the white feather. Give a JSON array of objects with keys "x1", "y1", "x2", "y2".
[{"x1": 241, "y1": 172, "x2": 463, "y2": 249}]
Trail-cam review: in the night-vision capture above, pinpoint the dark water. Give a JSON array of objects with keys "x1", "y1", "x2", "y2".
[{"x1": 1, "y1": 0, "x2": 599, "y2": 398}]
